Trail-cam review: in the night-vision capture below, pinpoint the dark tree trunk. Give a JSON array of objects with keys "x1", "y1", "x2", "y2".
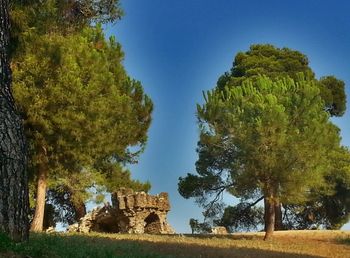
[
  {"x1": 274, "y1": 201, "x2": 283, "y2": 230},
  {"x1": 30, "y1": 155, "x2": 48, "y2": 232},
  {"x1": 264, "y1": 198, "x2": 268, "y2": 232},
  {"x1": 74, "y1": 200, "x2": 86, "y2": 221},
  {"x1": 264, "y1": 195, "x2": 275, "y2": 241},
  {"x1": 0, "y1": 0, "x2": 29, "y2": 242}
]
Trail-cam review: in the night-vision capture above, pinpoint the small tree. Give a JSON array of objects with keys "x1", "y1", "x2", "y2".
[
  {"x1": 189, "y1": 218, "x2": 211, "y2": 234},
  {"x1": 189, "y1": 218, "x2": 198, "y2": 234},
  {"x1": 179, "y1": 76, "x2": 342, "y2": 240}
]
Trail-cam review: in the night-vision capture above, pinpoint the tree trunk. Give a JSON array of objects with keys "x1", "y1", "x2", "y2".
[
  {"x1": 264, "y1": 196, "x2": 275, "y2": 241},
  {"x1": 274, "y1": 201, "x2": 283, "y2": 230},
  {"x1": 0, "y1": 0, "x2": 29, "y2": 242},
  {"x1": 264, "y1": 198, "x2": 268, "y2": 232},
  {"x1": 30, "y1": 157, "x2": 48, "y2": 232},
  {"x1": 74, "y1": 200, "x2": 86, "y2": 221}
]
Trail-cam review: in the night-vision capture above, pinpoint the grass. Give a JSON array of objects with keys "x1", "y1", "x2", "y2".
[{"x1": 0, "y1": 230, "x2": 349, "y2": 258}]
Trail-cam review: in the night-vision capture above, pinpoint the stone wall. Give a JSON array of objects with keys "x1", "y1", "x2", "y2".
[
  {"x1": 211, "y1": 226, "x2": 228, "y2": 235},
  {"x1": 68, "y1": 188, "x2": 174, "y2": 234}
]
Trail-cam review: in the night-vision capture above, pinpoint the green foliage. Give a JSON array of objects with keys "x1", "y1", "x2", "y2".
[
  {"x1": 284, "y1": 147, "x2": 350, "y2": 230},
  {"x1": 216, "y1": 44, "x2": 346, "y2": 117},
  {"x1": 11, "y1": 0, "x2": 123, "y2": 31},
  {"x1": 224, "y1": 44, "x2": 314, "y2": 87},
  {"x1": 180, "y1": 44, "x2": 348, "y2": 231},
  {"x1": 189, "y1": 218, "x2": 212, "y2": 234},
  {"x1": 12, "y1": 25, "x2": 152, "y2": 184},
  {"x1": 11, "y1": 2, "x2": 152, "y2": 226},
  {"x1": 179, "y1": 75, "x2": 342, "y2": 226},
  {"x1": 96, "y1": 162, "x2": 151, "y2": 193},
  {"x1": 218, "y1": 203, "x2": 264, "y2": 232},
  {"x1": 319, "y1": 76, "x2": 346, "y2": 116}
]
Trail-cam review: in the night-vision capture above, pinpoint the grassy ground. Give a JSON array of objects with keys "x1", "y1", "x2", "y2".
[{"x1": 0, "y1": 230, "x2": 349, "y2": 258}]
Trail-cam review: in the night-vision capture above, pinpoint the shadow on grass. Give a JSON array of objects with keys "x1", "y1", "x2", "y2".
[
  {"x1": 0, "y1": 233, "x2": 323, "y2": 258},
  {"x1": 335, "y1": 236, "x2": 350, "y2": 245}
]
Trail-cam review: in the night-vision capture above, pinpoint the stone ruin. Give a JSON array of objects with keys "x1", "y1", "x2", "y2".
[
  {"x1": 211, "y1": 226, "x2": 228, "y2": 235},
  {"x1": 68, "y1": 188, "x2": 175, "y2": 234}
]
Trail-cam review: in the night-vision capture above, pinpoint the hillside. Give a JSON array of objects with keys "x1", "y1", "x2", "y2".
[{"x1": 1, "y1": 230, "x2": 349, "y2": 257}]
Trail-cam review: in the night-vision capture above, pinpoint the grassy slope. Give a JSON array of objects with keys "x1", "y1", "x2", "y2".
[{"x1": 0, "y1": 230, "x2": 349, "y2": 258}]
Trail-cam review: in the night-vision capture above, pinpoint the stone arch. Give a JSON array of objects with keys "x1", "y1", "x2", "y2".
[
  {"x1": 93, "y1": 215, "x2": 129, "y2": 233},
  {"x1": 144, "y1": 213, "x2": 162, "y2": 234},
  {"x1": 95, "y1": 216, "x2": 120, "y2": 233}
]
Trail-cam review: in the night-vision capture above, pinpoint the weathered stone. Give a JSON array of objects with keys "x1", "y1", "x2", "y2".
[
  {"x1": 68, "y1": 188, "x2": 175, "y2": 234},
  {"x1": 67, "y1": 223, "x2": 79, "y2": 232},
  {"x1": 134, "y1": 192, "x2": 147, "y2": 208},
  {"x1": 45, "y1": 226, "x2": 55, "y2": 233},
  {"x1": 117, "y1": 196, "x2": 125, "y2": 210},
  {"x1": 125, "y1": 195, "x2": 135, "y2": 209},
  {"x1": 211, "y1": 226, "x2": 228, "y2": 235}
]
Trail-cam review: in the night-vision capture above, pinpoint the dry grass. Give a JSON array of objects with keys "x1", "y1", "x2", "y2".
[
  {"x1": 1, "y1": 230, "x2": 349, "y2": 257},
  {"x1": 85, "y1": 230, "x2": 350, "y2": 257}
]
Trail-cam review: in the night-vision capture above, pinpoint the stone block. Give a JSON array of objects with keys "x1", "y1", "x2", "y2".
[
  {"x1": 126, "y1": 195, "x2": 135, "y2": 209},
  {"x1": 135, "y1": 192, "x2": 147, "y2": 208}
]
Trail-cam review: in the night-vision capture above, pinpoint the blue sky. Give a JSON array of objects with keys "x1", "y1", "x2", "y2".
[{"x1": 104, "y1": 0, "x2": 350, "y2": 233}]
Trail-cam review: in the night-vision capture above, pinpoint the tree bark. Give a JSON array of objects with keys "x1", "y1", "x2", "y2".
[
  {"x1": 274, "y1": 201, "x2": 283, "y2": 230},
  {"x1": 264, "y1": 195, "x2": 275, "y2": 241},
  {"x1": 0, "y1": 0, "x2": 29, "y2": 242},
  {"x1": 30, "y1": 156, "x2": 48, "y2": 232},
  {"x1": 74, "y1": 200, "x2": 86, "y2": 221}
]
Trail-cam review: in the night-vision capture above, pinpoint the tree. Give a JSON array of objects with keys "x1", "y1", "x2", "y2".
[
  {"x1": 179, "y1": 76, "x2": 342, "y2": 240},
  {"x1": 10, "y1": 1, "x2": 152, "y2": 232},
  {"x1": 202, "y1": 44, "x2": 348, "y2": 230},
  {"x1": 189, "y1": 218, "x2": 198, "y2": 234},
  {"x1": 0, "y1": 0, "x2": 29, "y2": 241},
  {"x1": 12, "y1": 26, "x2": 153, "y2": 232},
  {"x1": 189, "y1": 218, "x2": 211, "y2": 234}
]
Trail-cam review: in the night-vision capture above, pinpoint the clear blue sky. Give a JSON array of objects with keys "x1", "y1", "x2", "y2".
[{"x1": 104, "y1": 0, "x2": 350, "y2": 233}]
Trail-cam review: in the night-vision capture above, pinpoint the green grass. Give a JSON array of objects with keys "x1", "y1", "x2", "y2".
[
  {"x1": 1, "y1": 230, "x2": 350, "y2": 258},
  {"x1": 0, "y1": 233, "x2": 168, "y2": 258},
  {"x1": 337, "y1": 236, "x2": 350, "y2": 245}
]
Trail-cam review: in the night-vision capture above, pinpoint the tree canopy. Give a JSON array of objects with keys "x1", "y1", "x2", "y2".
[
  {"x1": 179, "y1": 75, "x2": 345, "y2": 239},
  {"x1": 216, "y1": 44, "x2": 346, "y2": 117},
  {"x1": 284, "y1": 146, "x2": 350, "y2": 230},
  {"x1": 179, "y1": 44, "x2": 349, "y2": 235}
]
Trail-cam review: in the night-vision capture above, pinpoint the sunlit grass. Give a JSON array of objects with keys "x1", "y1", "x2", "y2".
[{"x1": 1, "y1": 230, "x2": 349, "y2": 257}]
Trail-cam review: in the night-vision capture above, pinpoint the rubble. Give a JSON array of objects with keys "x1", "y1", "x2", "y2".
[
  {"x1": 211, "y1": 226, "x2": 228, "y2": 235},
  {"x1": 68, "y1": 188, "x2": 175, "y2": 234}
]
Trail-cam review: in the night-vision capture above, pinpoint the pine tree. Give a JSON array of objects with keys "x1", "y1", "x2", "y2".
[
  {"x1": 0, "y1": 0, "x2": 29, "y2": 241},
  {"x1": 188, "y1": 44, "x2": 348, "y2": 231},
  {"x1": 179, "y1": 76, "x2": 342, "y2": 240},
  {"x1": 12, "y1": 26, "x2": 152, "y2": 232}
]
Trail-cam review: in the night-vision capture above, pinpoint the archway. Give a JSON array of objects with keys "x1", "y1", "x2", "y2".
[
  {"x1": 95, "y1": 216, "x2": 120, "y2": 233},
  {"x1": 144, "y1": 213, "x2": 161, "y2": 234}
]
